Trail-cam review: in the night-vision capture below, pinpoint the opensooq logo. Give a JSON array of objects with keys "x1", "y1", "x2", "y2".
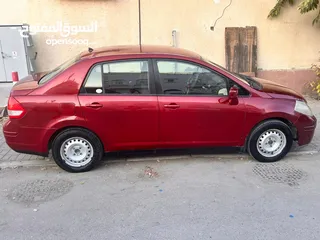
[{"x1": 18, "y1": 21, "x2": 98, "y2": 38}]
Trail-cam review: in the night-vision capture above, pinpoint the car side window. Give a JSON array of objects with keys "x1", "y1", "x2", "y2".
[
  {"x1": 156, "y1": 60, "x2": 228, "y2": 96},
  {"x1": 83, "y1": 60, "x2": 150, "y2": 95},
  {"x1": 102, "y1": 60, "x2": 150, "y2": 95}
]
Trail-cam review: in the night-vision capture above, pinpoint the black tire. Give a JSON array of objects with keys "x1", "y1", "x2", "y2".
[
  {"x1": 52, "y1": 128, "x2": 104, "y2": 173},
  {"x1": 247, "y1": 120, "x2": 293, "y2": 162}
]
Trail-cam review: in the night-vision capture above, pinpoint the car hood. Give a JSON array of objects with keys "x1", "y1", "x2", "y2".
[{"x1": 252, "y1": 77, "x2": 304, "y2": 100}]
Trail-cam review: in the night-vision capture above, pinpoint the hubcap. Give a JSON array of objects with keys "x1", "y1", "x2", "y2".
[
  {"x1": 256, "y1": 129, "x2": 287, "y2": 158},
  {"x1": 60, "y1": 137, "x2": 94, "y2": 167}
]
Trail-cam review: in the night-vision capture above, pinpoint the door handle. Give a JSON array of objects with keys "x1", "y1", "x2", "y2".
[
  {"x1": 86, "y1": 102, "x2": 103, "y2": 109},
  {"x1": 164, "y1": 103, "x2": 180, "y2": 109}
]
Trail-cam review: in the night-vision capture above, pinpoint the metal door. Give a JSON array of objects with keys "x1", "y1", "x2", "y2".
[
  {"x1": 0, "y1": 40, "x2": 6, "y2": 81},
  {"x1": 0, "y1": 26, "x2": 30, "y2": 82}
]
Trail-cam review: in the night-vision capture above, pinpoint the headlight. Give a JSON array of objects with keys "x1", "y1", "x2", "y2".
[{"x1": 294, "y1": 100, "x2": 314, "y2": 117}]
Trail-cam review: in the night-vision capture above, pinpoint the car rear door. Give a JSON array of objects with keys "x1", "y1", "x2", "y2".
[
  {"x1": 78, "y1": 59, "x2": 159, "y2": 151},
  {"x1": 153, "y1": 59, "x2": 247, "y2": 148}
]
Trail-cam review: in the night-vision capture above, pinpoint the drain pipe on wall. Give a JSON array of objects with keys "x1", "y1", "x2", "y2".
[{"x1": 172, "y1": 29, "x2": 178, "y2": 47}]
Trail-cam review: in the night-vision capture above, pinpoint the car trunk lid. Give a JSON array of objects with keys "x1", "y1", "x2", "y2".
[{"x1": 10, "y1": 72, "x2": 48, "y2": 96}]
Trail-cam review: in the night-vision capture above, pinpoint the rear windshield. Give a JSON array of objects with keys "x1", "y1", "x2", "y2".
[{"x1": 38, "y1": 54, "x2": 81, "y2": 85}]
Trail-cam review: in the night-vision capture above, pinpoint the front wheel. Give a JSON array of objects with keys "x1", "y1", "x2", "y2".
[
  {"x1": 247, "y1": 120, "x2": 293, "y2": 162},
  {"x1": 52, "y1": 128, "x2": 103, "y2": 172}
]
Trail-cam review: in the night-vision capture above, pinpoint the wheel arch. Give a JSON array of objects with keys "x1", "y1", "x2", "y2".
[
  {"x1": 242, "y1": 117, "x2": 297, "y2": 152},
  {"x1": 48, "y1": 126, "x2": 105, "y2": 152}
]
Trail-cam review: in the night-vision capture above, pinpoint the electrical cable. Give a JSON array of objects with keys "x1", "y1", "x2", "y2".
[{"x1": 211, "y1": 0, "x2": 233, "y2": 31}]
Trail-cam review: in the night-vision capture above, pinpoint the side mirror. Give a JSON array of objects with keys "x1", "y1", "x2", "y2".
[
  {"x1": 218, "y1": 86, "x2": 239, "y2": 105},
  {"x1": 229, "y1": 86, "x2": 239, "y2": 99},
  {"x1": 228, "y1": 86, "x2": 239, "y2": 105}
]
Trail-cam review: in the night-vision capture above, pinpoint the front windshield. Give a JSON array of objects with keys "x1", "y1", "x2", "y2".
[
  {"x1": 38, "y1": 54, "x2": 81, "y2": 85},
  {"x1": 202, "y1": 58, "x2": 264, "y2": 90},
  {"x1": 202, "y1": 58, "x2": 250, "y2": 86}
]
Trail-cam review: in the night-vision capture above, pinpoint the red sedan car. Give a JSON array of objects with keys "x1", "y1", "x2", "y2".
[{"x1": 3, "y1": 45, "x2": 317, "y2": 172}]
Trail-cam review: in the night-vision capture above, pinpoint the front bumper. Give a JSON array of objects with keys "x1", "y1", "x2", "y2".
[{"x1": 295, "y1": 114, "x2": 317, "y2": 146}]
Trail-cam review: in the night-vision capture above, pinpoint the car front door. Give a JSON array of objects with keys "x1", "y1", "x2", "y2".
[
  {"x1": 78, "y1": 59, "x2": 159, "y2": 151},
  {"x1": 154, "y1": 59, "x2": 247, "y2": 148}
]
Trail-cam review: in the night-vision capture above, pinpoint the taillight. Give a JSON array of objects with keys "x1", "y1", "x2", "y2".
[{"x1": 7, "y1": 96, "x2": 25, "y2": 119}]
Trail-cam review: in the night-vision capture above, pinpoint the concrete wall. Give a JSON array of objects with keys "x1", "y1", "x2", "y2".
[{"x1": 0, "y1": 0, "x2": 319, "y2": 92}]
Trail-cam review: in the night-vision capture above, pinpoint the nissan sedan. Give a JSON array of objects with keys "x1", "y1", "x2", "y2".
[{"x1": 3, "y1": 45, "x2": 317, "y2": 172}]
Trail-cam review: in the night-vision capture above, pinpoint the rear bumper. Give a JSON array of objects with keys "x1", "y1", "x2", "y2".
[
  {"x1": 2, "y1": 119, "x2": 54, "y2": 156},
  {"x1": 295, "y1": 115, "x2": 317, "y2": 146}
]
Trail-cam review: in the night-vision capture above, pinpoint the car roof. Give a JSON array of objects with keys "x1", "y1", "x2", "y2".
[{"x1": 80, "y1": 45, "x2": 202, "y2": 60}]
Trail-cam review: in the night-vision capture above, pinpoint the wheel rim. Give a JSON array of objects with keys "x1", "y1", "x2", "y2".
[
  {"x1": 60, "y1": 137, "x2": 94, "y2": 168},
  {"x1": 256, "y1": 129, "x2": 287, "y2": 158}
]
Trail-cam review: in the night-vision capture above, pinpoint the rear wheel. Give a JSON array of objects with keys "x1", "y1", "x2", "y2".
[
  {"x1": 52, "y1": 128, "x2": 103, "y2": 172},
  {"x1": 247, "y1": 120, "x2": 293, "y2": 162}
]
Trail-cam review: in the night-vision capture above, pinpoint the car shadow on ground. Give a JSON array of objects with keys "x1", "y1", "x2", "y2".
[{"x1": 103, "y1": 147, "x2": 245, "y2": 162}]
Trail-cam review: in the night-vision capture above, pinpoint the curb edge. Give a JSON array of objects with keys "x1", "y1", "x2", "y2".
[{"x1": 0, "y1": 150, "x2": 318, "y2": 170}]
